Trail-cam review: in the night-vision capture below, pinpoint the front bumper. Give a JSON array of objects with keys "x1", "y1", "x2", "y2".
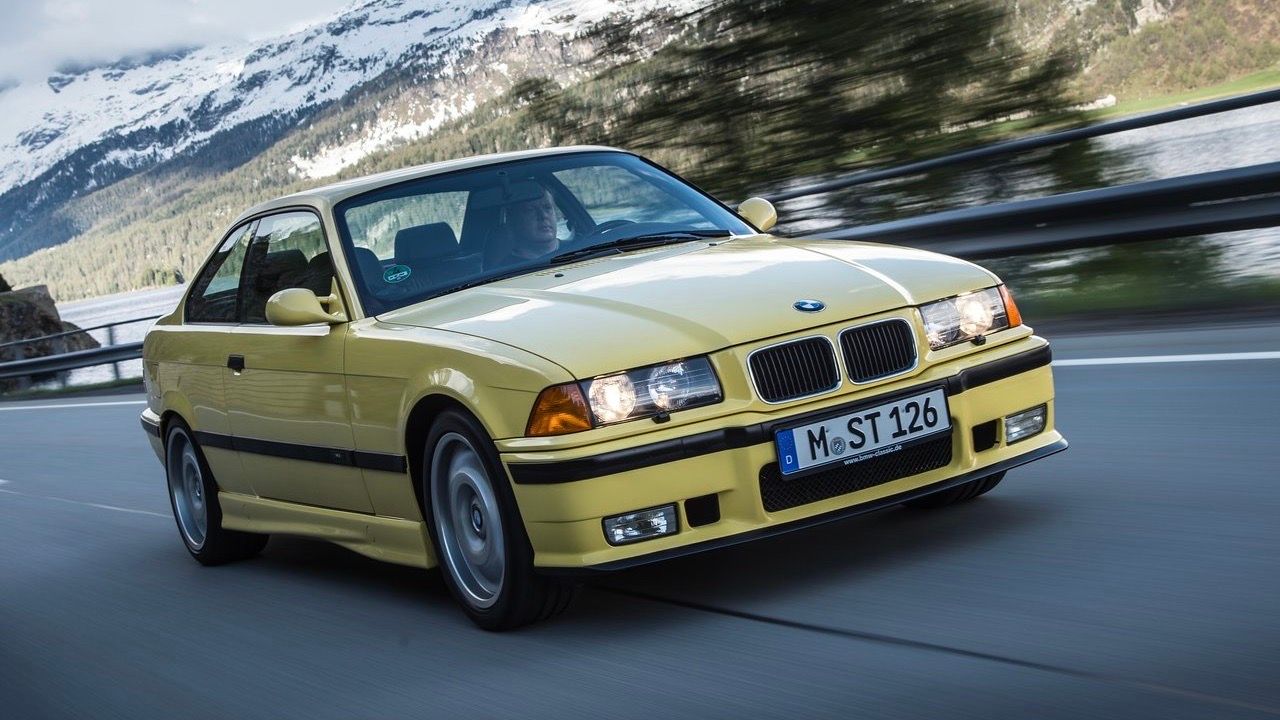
[
  {"x1": 505, "y1": 340, "x2": 1065, "y2": 571},
  {"x1": 140, "y1": 407, "x2": 164, "y2": 461}
]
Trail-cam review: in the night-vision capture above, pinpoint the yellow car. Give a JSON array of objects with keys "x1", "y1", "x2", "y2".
[{"x1": 140, "y1": 147, "x2": 1066, "y2": 629}]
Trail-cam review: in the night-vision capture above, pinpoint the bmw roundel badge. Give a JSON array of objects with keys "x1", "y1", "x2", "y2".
[{"x1": 793, "y1": 299, "x2": 825, "y2": 312}]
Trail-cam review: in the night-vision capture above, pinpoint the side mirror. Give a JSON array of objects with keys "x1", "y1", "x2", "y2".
[
  {"x1": 737, "y1": 197, "x2": 777, "y2": 232},
  {"x1": 265, "y1": 288, "x2": 346, "y2": 327}
]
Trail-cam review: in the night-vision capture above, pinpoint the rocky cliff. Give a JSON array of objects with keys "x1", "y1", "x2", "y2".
[{"x1": 0, "y1": 283, "x2": 99, "y2": 391}]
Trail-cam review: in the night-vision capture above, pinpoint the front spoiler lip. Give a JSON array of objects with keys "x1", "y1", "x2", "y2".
[
  {"x1": 508, "y1": 343, "x2": 1053, "y2": 485},
  {"x1": 538, "y1": 436, "x2": 1067, "y2": 575}
]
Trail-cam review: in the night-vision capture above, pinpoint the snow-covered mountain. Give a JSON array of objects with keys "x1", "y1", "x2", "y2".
[{"x1": 0, "y1": 0, "x2": 698, "y2": 261}]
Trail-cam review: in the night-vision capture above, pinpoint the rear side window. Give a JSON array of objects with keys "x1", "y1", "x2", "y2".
[
  {"x1": 240, "y1": 212, "x2": 332, "y2": 324},
  {"x1": 186, "y1": 222, "x2": 254, "y2": 323}
]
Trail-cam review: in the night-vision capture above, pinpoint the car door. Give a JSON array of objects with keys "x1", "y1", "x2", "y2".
[{"x1": 224, "y1": 210, "x2": 374, "y2": 513}]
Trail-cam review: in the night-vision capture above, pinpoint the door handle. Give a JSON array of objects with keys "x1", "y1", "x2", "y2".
[{"x1": 227, "y1": 354, "x2": 245, "y2": 372}]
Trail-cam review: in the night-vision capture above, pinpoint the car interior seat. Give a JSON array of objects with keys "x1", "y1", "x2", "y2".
[
  {"x1": 275, "y1": 251, "x2": 335, "y2": 298},
  {"x1": 395, "y1": 222, "x2": 482, "y2": 282},
  {"x1": 351, "y1": 246, "x2": 386, "y2": 290},
  {"x1": 245, "y1": 249, "x2": 308, "y2": 322}
]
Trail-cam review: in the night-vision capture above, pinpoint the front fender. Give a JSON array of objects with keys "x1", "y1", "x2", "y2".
[{"x1": 344, "y1": 319, "x2": 575, "y2": 455}]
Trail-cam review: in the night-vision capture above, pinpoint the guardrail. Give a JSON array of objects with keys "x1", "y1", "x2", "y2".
[
  {"x1": 0, "y1": 315, "x2": 161, "y2": 386},
  {"x1": 821, "y1": 161, "x2": 1280, "y2": 258},
  {"x1": 0, "y1": 342, "x2": 145, "y2": 381},
  {"x1": 771, "y1": 86, "x2": 1280, "y2": 202},
  {"x1": 0, "y1": 314, "x2": 162, "y2": 354},
  {"x1": 2, "y1": 87, "x2": 1278, "y2": 390}
]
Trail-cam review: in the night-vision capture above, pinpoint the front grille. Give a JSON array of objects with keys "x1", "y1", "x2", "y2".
[
  {"x1": 748, "y1": 337, "x2": 841, "y2": 403},
  {"x1": 839, "y1": 319, "x2": 917, "y2": 383},
  {"x1": 759, "y1": 432, "x2": 953, "y2": 512}
]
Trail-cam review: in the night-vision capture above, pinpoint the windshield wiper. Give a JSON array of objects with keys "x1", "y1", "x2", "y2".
[
  {"x1": 549, "y1": 229, "x2": 732, "y2": 265},
  {"x1": 422, "y1": 265, "x2": 543, "y2": 300}
]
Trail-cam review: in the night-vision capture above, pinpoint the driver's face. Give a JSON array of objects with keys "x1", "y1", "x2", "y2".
[{"x1": 509, "y1": 190, "x2": 558, "y2": 255}]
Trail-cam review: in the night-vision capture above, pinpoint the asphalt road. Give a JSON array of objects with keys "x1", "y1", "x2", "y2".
[{"x1": 2, "y1": 321, "x2": 1278, "y2": 719}]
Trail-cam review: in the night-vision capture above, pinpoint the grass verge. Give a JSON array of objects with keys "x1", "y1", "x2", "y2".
[{"x1": 1083, "y1": 68, "x2": 1280, "y2": 120}]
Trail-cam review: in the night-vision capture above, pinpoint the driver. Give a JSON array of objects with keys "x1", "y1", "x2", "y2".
[{"x1": 491, "y1": 186, "x2": 560, "y2": 266}]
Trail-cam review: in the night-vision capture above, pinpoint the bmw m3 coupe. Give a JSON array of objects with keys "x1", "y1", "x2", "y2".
[{"x1": 141, "y1": 147, "x2": 1066, "y2": 629}]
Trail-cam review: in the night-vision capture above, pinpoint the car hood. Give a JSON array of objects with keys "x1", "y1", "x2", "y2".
[{"x1": 378, "y1": 236, "x2": 998, "y2": 378}]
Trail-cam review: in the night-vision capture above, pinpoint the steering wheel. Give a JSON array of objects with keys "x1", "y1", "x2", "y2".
[{"x1": 582, "y1": 219, "x2": 636, "y2": 239}]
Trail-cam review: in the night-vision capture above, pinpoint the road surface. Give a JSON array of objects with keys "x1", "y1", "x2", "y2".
[{"x1": 2, "y1": 321, "x2": 1278, "y2": 719}]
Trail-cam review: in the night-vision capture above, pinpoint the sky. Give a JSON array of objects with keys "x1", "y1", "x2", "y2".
[{"x1": 0, "y1": 0, "x2": 356, "y2": 84}]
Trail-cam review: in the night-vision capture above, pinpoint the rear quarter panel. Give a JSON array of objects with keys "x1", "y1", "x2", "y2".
[{"x1": 143, "y1": 308, "x2": 249, "y2": 494}]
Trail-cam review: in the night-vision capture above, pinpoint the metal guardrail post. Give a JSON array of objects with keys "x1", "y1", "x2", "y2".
[
  {"x1": 54, "y1": 335, "x2": 66, "y2": 389},
  {"x1": 107, "y1": 325, "x2": 120, "y2": 381}
]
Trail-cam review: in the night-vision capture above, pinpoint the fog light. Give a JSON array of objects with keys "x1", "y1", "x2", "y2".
[
  {"x1": 603, "y1": 505, "x2": 678, "y2": 545},
  {"x1": 1005, "y1": 405, "x2": 1047, "y2": 444}
]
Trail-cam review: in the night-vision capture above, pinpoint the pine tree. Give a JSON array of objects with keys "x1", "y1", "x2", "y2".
[{"x1": 555, "y1": 0, "x2": 1078, "y2": 200}]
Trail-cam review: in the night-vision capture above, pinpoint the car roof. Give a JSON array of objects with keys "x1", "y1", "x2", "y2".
[{"x1": 233, "y1": 145, "x2": 624, "y2": 224}]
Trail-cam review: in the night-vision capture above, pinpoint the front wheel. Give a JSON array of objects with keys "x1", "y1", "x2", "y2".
[
  {"x1": 164, "y1": 421, "x2": 268, "y2": 565},
  {"x1": 903, "y1": 471, "x2": 1006, "y2": 510},
  {"x1": 424, "y1": 409, "x2": 576, "y2": 630}
]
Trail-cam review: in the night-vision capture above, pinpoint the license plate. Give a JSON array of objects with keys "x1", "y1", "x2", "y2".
[{"x1": 775, "y1": 388, "x2": 950, "y2": 476}]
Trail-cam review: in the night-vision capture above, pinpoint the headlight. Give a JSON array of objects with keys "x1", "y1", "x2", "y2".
[
  {"x1": 920, "y1": 286, "x2": 1019, "y2": 350},
  {"x1": 526, "y1": 357, "x2": 723, "y2": 436},
  {"x1": 587, "y1": 373, "x2": 637, "y2": 423},
  {"x1": 584, "y1": 357, "x2": 722, "y2": 426}
]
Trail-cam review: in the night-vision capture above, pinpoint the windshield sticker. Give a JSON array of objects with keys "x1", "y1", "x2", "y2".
[{"x1": 383, "y1": 264, "x2": 412, "y2": 284}]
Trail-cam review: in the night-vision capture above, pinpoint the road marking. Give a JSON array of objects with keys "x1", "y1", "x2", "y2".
[
  {"x1": 0, "y1": 481, "x2": 168, "y2": 519},
  {"x1": 0, "y1": 399, "x2": 146, "y2": 412},
  {"x1": 1054, "y1": 350, "x2": 1280, "y2": 367}
]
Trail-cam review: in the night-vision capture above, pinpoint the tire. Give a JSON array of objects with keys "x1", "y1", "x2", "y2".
[
  {"x1": 423, "y1": 409, "x2": 577, "y2": 630},
  {"x1": 903, "y1": 471, "x2": 1006, "y2": 510},
  {"x1": 164, "y1": 420, "x2": 268, "y2": 565}
]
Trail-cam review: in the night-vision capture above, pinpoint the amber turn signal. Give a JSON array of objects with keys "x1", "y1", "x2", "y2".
[
  {"x1": 999, "y1": 284, "x2": 1023, "y2": 329},
  {"x1": 526, "y1": 383, "x2": 593, "y2": 436}
]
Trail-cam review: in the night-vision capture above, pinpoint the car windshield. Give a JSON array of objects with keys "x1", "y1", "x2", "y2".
[{"x1": 333, "y1": 151, "x2": 755, "y2": 314}]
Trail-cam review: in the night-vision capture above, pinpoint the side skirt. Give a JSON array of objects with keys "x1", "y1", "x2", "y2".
[{"x1": 219, "y1": 492, "x2": 436, "y2": 570}]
